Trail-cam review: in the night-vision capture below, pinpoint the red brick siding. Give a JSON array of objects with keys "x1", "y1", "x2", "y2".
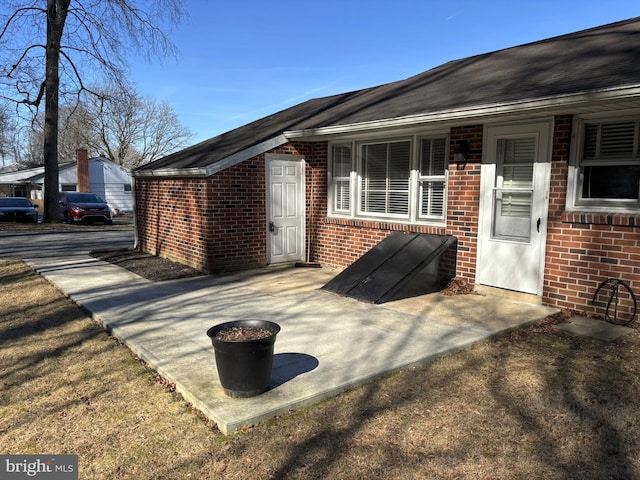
[
  {"x1": 302, "y1": 142, "x2": 328, "y2": 263},
  {"x1": 544, "y1": 115, "x2": 640, "y2": 320},
  {"x1": 135, "y1": 177, "x2": 210, "y2": 270},
  {"x1": 446, "y1": 125, "x2": 483, "y2": 284},
  {"x1": 136, "y1": 114, "x2": 640, "y2": 320},
  {"x1": 204, "y1": 156, "x2": 267, "y2": 272},
  {"x1": 136, "y1": 142, "x2": 320, "y2": 272},
  {"x1": 312, "y1": 125, "x2": 484, "y2": 279}
]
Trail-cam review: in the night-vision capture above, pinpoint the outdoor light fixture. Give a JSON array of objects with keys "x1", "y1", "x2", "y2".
[{"x1": 454, "y1": 140, "x2": 469, "y2": 170}]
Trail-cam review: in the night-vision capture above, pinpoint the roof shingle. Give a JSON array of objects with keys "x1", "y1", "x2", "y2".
[{"x1": 137, "y1": 17, "x2": 640, "y2": 173}]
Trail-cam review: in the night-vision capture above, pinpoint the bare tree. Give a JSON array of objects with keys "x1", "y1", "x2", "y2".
[
  {"x1": 23, "y1": 127, "x2": 45, "y2": 167},
  {"x1": 0, "y1": 103, "x2": 15, "y2": 167},
  {"x1": 82, "y1": 85, "x2": 192, "y2": 168},
  {"x1": 136, "y1": 98, "x2": 193, "y2": 167},
  {"x1": 0, "y1": 0, "x2": 184, "y2": 222},
  {"x1": 0, "y1": 102, "x2": 32, "y2": 168},
  {"x1": 25, "y1": 84, "x2": 193, "y2": 168},
  {"x1": 22, "y1": 102, "x2": 99, "y2": 164}
]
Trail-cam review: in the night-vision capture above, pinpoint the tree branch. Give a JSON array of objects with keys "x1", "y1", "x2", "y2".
[
  {"x1": 0, "y1": 6, "x2": 44, "y2": 41},
  {"x1": 5, "y1": 43, "x2": 45, "y2": 78}
]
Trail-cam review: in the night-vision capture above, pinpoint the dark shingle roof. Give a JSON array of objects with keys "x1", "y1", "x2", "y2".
[{"x1": 137, "y1": 17, "x2": 640, "y2": 173}]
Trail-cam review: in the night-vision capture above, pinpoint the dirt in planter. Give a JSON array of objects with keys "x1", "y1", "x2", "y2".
[{"x1": 214, "y1": 327, "x2": 274, "y2": 341}]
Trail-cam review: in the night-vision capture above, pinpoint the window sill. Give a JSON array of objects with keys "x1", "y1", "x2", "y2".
[
  {"x1": 561, "y1": 211, "x2": 640, "y2": 227},
  {"x1": 325, "y1": 215, "x2": 447, "y2": 234}
]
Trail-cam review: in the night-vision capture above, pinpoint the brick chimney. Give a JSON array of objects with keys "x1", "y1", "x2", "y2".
[{"x1": 76, "y1": 149, "x2": 89, "y2": 192}]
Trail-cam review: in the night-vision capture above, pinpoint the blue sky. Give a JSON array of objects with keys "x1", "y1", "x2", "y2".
[{"x1": 128, "y1": 1, "x2": 640, "y2": 145}]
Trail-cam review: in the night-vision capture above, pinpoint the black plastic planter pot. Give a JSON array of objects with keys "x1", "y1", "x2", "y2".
[{"x1": 206, "y1": 320, "x2": 281, "y2": 398}]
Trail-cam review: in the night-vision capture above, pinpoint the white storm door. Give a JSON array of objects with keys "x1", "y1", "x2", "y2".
[
  {"x1": 266, "y1": 156, "x2": 305, "y2": 264},
  {"x1": 477, "y1": 122, "x2": 551, "y2": 295}
]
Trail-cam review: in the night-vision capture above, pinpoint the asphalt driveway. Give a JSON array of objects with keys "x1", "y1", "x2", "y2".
[{"x1": 0, "y1": 221, "x2": 134, "y2": 258}]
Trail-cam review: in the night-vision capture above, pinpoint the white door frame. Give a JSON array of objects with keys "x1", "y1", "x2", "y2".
[
  {"x1": 265, "y1": 154, "x2": 306, "y2": 264},
  {"x1": 476, "y1": 120, "x2": 553, "y2": 295}
]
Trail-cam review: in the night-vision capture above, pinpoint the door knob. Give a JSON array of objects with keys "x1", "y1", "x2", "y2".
[{"x1": 269, "y1": 221, "x2": 275, "y2": 232}]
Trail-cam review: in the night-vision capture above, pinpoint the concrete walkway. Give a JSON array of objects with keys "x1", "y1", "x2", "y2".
[{"x1": 27, "y1": 256, "x2": 558, "y2": 435}]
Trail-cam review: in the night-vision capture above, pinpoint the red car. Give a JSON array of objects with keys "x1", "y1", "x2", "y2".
[{"x1": 59, "y1": 192, "x2": 113, "y2": 225}]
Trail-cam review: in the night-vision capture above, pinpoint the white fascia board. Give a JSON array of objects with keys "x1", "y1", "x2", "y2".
[
  {"x1": 133, "y1": 134, "x2": 289, "y2": 178},
  {"x1": 203, "y1": 134, "x2": 289, "y2": 176},
  {"x1": 132, "y1": 166, "x2": 210, "y2": 178},
  {"x1": 284, "y1": 86, "x2": 640, "y2": 138}
]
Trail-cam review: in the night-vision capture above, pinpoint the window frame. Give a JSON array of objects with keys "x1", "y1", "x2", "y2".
[
  {"x1": 357, "y1": 137, "x2": 413, "y2": 219},
  {"x1": 417, "y1": 136, "x2": 448, "y2": 221},
  {"x1": 567, "y1": 114, "x2": 640, "y2": 212},
  {"x1": 327, "y1": 132, "x2": 449, "y2": 225},
  {"x1": 329, "y1": 144, "x2": 353, "y2": 214}
]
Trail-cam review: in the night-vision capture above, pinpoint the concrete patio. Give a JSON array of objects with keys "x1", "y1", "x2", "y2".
[{"x1": 28, "y1": 256, "x2": 559, "y2": 434}]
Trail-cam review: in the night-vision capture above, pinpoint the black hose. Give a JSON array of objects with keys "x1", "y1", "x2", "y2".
[{"x1": 592, "y1": 278, "x2": 637, "y2": 325}]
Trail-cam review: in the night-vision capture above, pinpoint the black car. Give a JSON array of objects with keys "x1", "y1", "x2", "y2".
[
  {"x1": 0, "y1": 197, "x2": 38, "y2": 223},
  {"x1": 59, "y1": 192, "x2": 113, "y2": 224}
]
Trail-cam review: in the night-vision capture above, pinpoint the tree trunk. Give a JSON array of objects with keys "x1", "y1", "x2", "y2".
[{"x1": 42, "y1": 0, "x2": 70, "y2": 223}]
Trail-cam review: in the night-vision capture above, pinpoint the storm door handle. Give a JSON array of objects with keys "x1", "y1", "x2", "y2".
[{"x1": 536, "y1": 218, "x2": 541, "y2": 232}]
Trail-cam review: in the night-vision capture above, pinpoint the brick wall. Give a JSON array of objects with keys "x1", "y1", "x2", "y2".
[
  {"x1": 445, "y1": 125, "x2": 483, "y2": 284},
  {"x1": 312, "y1": 125, "x2": 484, "y2": 280},
  {"x1": 135, "y1": 142, "x2": 321, "y2": 273},
  {"x1": 310, "y1": 116, "x2": 640, "y2": 320},
  {"x1": 136, "y1": 114, "x2": 640, "y2": 320},
  {"x1": 302, "y1": 142, "x2": 328, "y2": 263},
  {"x1": 544, "y1": 115, "x2": 640, "y2": 320},
  {"x1": 136, "y1": 129, "x2": 485, "y2": 279},
  {"x1": 135, "y1": 177, "x2": 211, "y2": 270}
]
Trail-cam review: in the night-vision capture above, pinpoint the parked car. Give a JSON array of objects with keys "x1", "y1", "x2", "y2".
[
  {"x1": 59, "y1": 192, "x2": 112, "y2": 225},
  {"x1": 0, "y1": 197, "x2": 38, "y2": 223}
]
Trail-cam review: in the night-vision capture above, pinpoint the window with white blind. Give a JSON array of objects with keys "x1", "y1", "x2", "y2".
[
  {"x1": 418, "y1": 137, "x2": 447, "y2": 219},
  {"x1": 498, "y1": 137, "x2": 535, "y2": 218},
  {"x1": 331, "y1": 144, "x2": 352, "y2": 213},
  {"x1": 574, "y1": 119, "x2": 640, "y2": 208},
  {"x1": 492, "y1": 137, "x2": 535, "y2": 241},
  {"x1": 359, "y1": 140, "x2": 411, "y2": 217},
  {"x1": 328, "y1": 135, "x2": 448, "y2": 223}
]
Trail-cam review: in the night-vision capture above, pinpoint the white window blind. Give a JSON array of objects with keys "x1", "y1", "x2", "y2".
[
  {"x1": 584, "y1": 122, "x2": 637, "y2": 160},
  {"x1": 331, "y1": 144, "x2": 352, "y2": 213},
  {"x1": 498, "y1": 138, "x2": 535, "y2": 218},
  {"x1": 329, "y1": 134, "x2": 449, "y2": 224},
  {"x1": 579, "y1": 121, "x2": 640, "y2": 203},
  {"x1": 360, "y1": 141, "x2": 410, "y2": 217},
  {"x1": 419, "y1": 137, "x2": 447, "y2": 219}
]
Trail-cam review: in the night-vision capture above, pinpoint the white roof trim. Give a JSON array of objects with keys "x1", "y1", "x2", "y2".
[
  {"x1": 132, "y1": 166, "x2": 211, "y2": 178},
  {"x1": 134, "y1": 134, "x2": 289, "y2": 178},
  {"x1": 284, "y1": 86, "x2": 640, "y2": 138}
]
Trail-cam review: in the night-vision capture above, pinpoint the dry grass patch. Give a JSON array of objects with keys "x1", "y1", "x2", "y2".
[
  {"x1": 2, "y1": 258, "x2": 640, "y2": 479},
  {"x1": 0, "y1": 259, "x2": 219, "y2": 478}
]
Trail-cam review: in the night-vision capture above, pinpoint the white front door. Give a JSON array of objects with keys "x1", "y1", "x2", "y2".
[
  {"x1": 266, "y1": 155, "x2": 305, "y2": 264},
  {"x1": 477, "y1": 122, "x2": 552, "y2": 295}
]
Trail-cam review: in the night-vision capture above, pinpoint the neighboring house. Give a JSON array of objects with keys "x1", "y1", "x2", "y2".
[
  {"x1": 0, "y1": 151, "x2": 133, "y2": 213},
  {"x1": 133, "y1": 17, "x2": 640, "y2": 319},
  {"x1": 0, "y1": 164, "x2": 47, "y2": 199}
]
